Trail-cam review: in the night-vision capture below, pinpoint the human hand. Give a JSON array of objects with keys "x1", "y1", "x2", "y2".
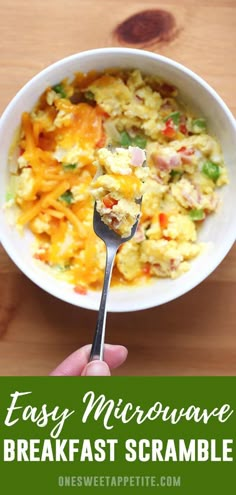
[{"x1": 50, "y1": 344, "x2": 128, "y2": 376}]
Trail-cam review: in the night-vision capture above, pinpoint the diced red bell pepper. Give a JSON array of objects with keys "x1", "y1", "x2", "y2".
[
  {"x1": 159, "y1": 212, "x2": 168, "y2": 229},
  {"x1": 142, "y1": 262, "x2": 151, "y2": 275},
  {"x1": 103, "y1": 196, "x2": 118, "y2": 209},
  {"x1": 179, "y1": 123, "x2": 188, "y2": 135},
  {"x1": 74, "y1": 285, "x2": 87, "y2": 295},
  {"x1": 177, "y1": 146, "x2": 194, "y2": 155},
  {"x1": 162, "y1": 118, "x2": 176, "y2": 139},
  {"x1": 33, "y1": 252, "x2": 47, "y2": 262}
]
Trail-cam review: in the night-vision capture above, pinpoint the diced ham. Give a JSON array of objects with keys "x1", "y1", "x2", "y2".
[
  {"x1": 155, "y1": 156, "x2": 169, "y2": 171},
  {"x1": 130, "y1": 146, "x2": 146, "y2": 166},
  {"x1": 154, "y1": 153, "x2": 181, "y2": 171},
  {"x1": 181, "y1": 153, "x2": 193, "y2": 165},
  {"x1": 134, "y1": 225, "x2": 145, "y2": 243},
  {"x1": 170, "y1": 155, "x2": 181, "y2": 168},
  {"x1": 177, "y1": 146, "x2": 195, "y2": 164}
]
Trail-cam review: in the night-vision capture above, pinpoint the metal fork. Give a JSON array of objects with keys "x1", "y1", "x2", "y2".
[{"x1": 89, "y1": 201, "x2": 141, "y2": 362}]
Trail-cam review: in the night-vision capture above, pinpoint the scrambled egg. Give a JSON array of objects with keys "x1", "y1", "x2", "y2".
[
  {"x1": 6, "y1": 69, "x2": 228, "y2": 292},
  {"x1": 17, "y1": 168, "x2": 36, "y2": 202}
]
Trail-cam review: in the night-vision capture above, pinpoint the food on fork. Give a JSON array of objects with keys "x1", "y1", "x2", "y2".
[{"x1": 91, "y1": 147, "x2": 146, "y2": 237}]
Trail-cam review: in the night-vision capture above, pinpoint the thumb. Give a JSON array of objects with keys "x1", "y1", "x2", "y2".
[{"x1": 82, "y1": 360, "x2": 111, "y2": 376}]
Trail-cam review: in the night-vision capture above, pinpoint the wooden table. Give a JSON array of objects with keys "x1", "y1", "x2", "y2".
[{"x1": 0, "y1": 0, "x2": 235, "y2": 376}]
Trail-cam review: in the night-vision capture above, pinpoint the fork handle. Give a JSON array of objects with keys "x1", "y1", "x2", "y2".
[{"x1": 89, "y1": 244, "x2": 118, "y2": 362}]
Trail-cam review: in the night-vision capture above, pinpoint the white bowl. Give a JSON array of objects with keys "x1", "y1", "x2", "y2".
[{"x1": 0, "y1": 48, "x2": 236, "y2": 312}]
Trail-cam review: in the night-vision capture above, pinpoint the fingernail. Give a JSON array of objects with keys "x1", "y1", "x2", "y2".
[{"x1": 84, "y1": 361, "x2": 111, "y2": 376}]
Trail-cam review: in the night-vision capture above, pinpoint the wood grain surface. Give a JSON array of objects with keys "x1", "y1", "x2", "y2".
[{"x1": 0, "y1": 0, "x2": 235, "y2": 376}]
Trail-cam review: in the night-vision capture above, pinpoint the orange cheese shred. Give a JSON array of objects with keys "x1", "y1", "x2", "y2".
[
  {"x1": 18, "y1": 181, "x2": 70, "y2": 225},
  {"x1": 49, "y1": 199, "x2": 86, "y2": 238}
]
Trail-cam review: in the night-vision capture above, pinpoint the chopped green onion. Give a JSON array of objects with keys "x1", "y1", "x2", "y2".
[
  {"x1": 6, "y1": 191, "x2": 14, "y2": 202},
  {"x1": 189, "y1": 209, "x2": 205, "y2": 221},
  {"x1": 84, "y1": 90, "x2": 95, "y2": 101},
  {"x1": 52, "y1": 83, "x2": 67, "y2": 98},
  {"x1": 59, "y1": 191, "x2": 73, "y2": 204},
  {"x1": 164, "y1": 111, "x2": 180, "y2": 126},
  {"x1": 63, "y1": 163, "x2": 77, "y2": 171},
  {"x1": 132, "y1": 135, "x2": 147, "y2": 149},
  {"x1": 120, "y1": 131, "x2": 147, "y2": 149},
  {"x1": 202, "y1": 160, "x2": 220, "y2": 181},
  {"x1": 170, "y1": 169, "x2": 183, "y2": 180},
  {"x1": 120, "y1": 130, "x2": 132, "y2": 147},
  {"x1": 192, "y1": 118, "x2": 206, "y2": 133},
  {"x1": 53, "y1": 263, "x2": 70, "y2": 272},
  {"x1": 6, "y1": 176, "x2": 19, "y2": 200}
]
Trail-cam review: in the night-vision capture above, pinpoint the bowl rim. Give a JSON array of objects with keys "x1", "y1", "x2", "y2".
[{"x1": 0, "y1": 47, "x2": 236, "y2": 312}]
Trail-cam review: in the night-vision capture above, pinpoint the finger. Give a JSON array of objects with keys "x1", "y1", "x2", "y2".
[
  {"x1": 104, "y1": 344, "x2": 128, "y2": 369},
  {"x1": 81, "y1": 361, "x2": 111, "y2": 376},
  {"x1": 50, "y1": 344, "x2": 128, "y2": 376},
  {"x1": 50, "y1": 345, "x2": 89, "y2": 376}
]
